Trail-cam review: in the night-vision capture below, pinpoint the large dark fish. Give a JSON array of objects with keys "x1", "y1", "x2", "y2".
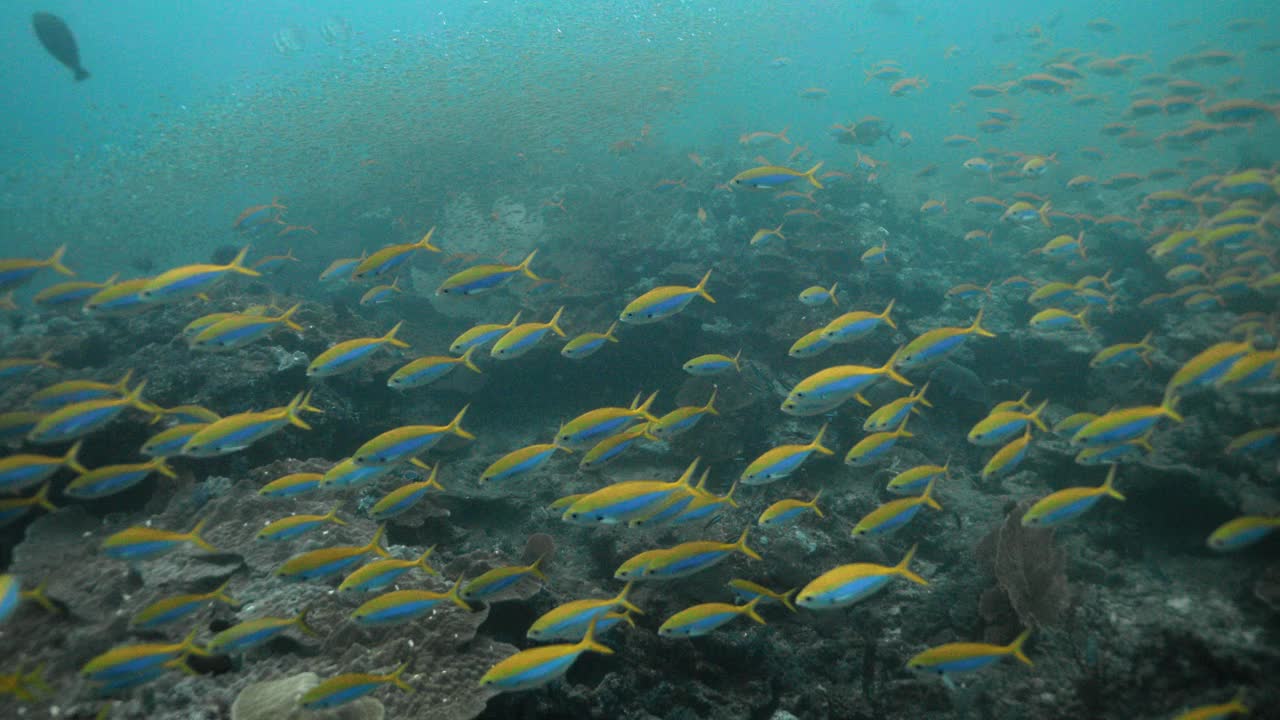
[{"x1": 32, "y1": 12, "x2": 89, "y2": 81}]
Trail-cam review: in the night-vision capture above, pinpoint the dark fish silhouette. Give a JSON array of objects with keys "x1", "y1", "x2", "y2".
[{"x1": 32, "y1": 12, "x2": 89, "y2": 81}]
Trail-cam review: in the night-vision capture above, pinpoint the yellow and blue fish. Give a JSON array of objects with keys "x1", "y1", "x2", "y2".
[
  {"x1": 181, "y1": 390, "x2": 321, "y2": 457},
  {"x1": 352, "y1": 227, "x2": 440, "y2": 280},
  {"x1": 437, "y1": 249, "x2": 542, "y2": 295},
  {"x1": 852, "y1": 478, "x2": 942, "y2": 537},
  {"x1": 299, "y1": 661, "x2": 414, "y2": 710},
  {"x1": 140, "y1": 246, "x2": 259, "y2": 304},
  {"x1": 797, "y1": 544, "x2": 927, "y2": 609},
  {"x1": 491, "y1": 307, "x2": 566, "y2": 359},
  {"x1": 658, "y1": 597, "x2": 766, "y2": 638},
  {"x1": 1022, "y1": 466, "x2": 1125, "y2": 527},
  {"x1": 308, "y1": 322, "x2": 410, "y2": 378},
  {"x1": 620, "y1": 270, "x2": 714, "y2": 324},
  {"x1": 480, "y1": 618, "x2": 612, "y2": 692},
  {"x1": 351, "y1": 406, "x2": 474, "y2": 466},
  {"x1": 351, "y1": 577, "x2": 473, "y2": 626},
  {"x1": 101, "y1": 518, "x2": 217, "y2": 562}
]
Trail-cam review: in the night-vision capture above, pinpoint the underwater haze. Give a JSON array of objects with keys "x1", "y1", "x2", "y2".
[{"x1": 1, "y1": 1, "x2": 1279, "y2": 719}]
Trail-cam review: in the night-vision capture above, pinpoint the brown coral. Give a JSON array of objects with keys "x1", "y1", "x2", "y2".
[{"x1": 976, "y1": 498, "x2": 1070, "y2": 632}]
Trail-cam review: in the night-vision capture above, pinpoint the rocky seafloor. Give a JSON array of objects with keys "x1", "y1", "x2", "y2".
[{"x1": 1, "y1": 194, "x2": 1278, "y2": 720}]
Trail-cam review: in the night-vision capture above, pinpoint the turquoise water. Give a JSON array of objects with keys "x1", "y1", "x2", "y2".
[{"x1": 2, "y1": 2, "x2": 1279, "y2": 719}]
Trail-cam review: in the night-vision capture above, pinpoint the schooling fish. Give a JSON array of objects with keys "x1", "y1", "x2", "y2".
[
  {"x1": 181, "y1": 390, "x2": 321, "y2": 457},
  {"x1": 758, "y1": 490, "x2": 824, "y2": 527},
  {"x1": 1022, "y1": 466, "x2": 1125, "y2": 527},
  {"x1": 27, "y1": 380, "x2": 157, "y2": 445},
  {"x1": 491, "y1": 307, "x2": 567, "y2": 359},
  {"x1": 65, "y1": 457, "x2": 177, "y2": 500},
  {"x1": 906, "y1": 629, "x2": 1033, "y2": 685},
  {"x1": 727, "y1": 580, "x2": 798, "y2": 612},
  {"x1": 84, "y1": 276, "x2": 151, "y2": 316},
  {"x1": 896, "y1": 309, "x2": 997, "y2": 370},
  {"x1": 1091, "y1": 331, "x2": 1156, "y2": 368},
  {"x1": 480, "y1": 618, "x2": 612, "y2": 693},
  {"x1": 437, "y1": 249, "x2": 542, "y2": 295},
  {"x1": 527, "y1": 582, "x2": 642, "y2": 641},
  {"x1": 797, "y1": 544, "x2": 928, "y2": 609},
  {"x1": 130, "y1": 579, "x2": 238, "y2": 630},
  {"x1": 319, "y1": 251, "x2": 367, "y2": 282},
  {"x1": 140, "y1": 247, "x2": 260, "y2": 304},
  {"x1": 140, "y1": 423, "x2": 203, "y2": 457},
  {"x1": 561, "y1": 322, "x2": 620, "y2": 360},
  {"x1": 557, "y1": 392, "x2": 659, "y2": 449},
  {"x1": 647, "y1": 388, "x2": 717, "y2": 440},
  {"x1": 32, "y1": 13, "x2": 89, "y2": 80},
  {"x1": 189, "y1": 304, "x2": 303, "y2": 351},
  {"x1": 982, "y1": 427, "x2": 1034, "y2": 479},
  {"x1": 852, "y1": 478, "x2": 943, "y2": 537},
  {"x1": 369, "y1": 465, "x2": 445, "y2": 521},
  {"x1": 460, "y1": 556, "x2": 548, "y2": 602},
  {"x1": 1070, "y1": 395, "x2": 1182, "y2": 447},
  {"x1": 351, "y1": 406, "x2": 474, "y2": 466},
  {"x1": 101, "y1": 518, "x2": 217, "y2": 561},
  {"x1": 563, "y1": 456, "x2": 701, "y2": 525},
  {"x1": 307, "y1": 322, "x2": 410, "y2": 378},
  {"x1": 33, "y1": 274, "x2": 117, "y2": 308},
  {"x1": 887, "y1": 461, "x2": 949, "y2": 495},
  {"x1": 258, "y1": 471, "x2": 324, "y2": 498},
  {"x1": 28, "y1": 369, "x2": 133, "y2": 411},
  {"x1": 864, "y1": 381, "x2": 932, "y2": 432},
  {"x1": 799, "y1": 282, "x2": 839, "y2": 306},
  {"x1": 658, "y1": 597, "x2": 766, "y2": 638},
  {"x1": 339, "y1": 547, "x2": 438, "y2": 592},
  {"x1": 276, "y1": 526, "x2": 390, "y2": 582},
  {"x1": 0, "y1": 483, "x2": 57, "y2": 527},
  {"x1": 300, "y1": 661, "x2": 414, "y2": 710},
  {"x1": 206, "y1": 608, "x2": 317, "y2": 653},
  {"x1": 683, "y1": 349, "x2": 741, "y2": 375},
  {"x1": 256, "y1": 505, "x2": 347, "y2": 542},
  {"x1": 782, "y1": 351, "x2": 912, "y2": 415},
  {"x1": 731, "y1": 162, "x2": 824, "y2": 189},
  {"x1": 1207, "y1": 515, "x2": 1280, "y2": 551},
  {"x1": 640, "y1": 527, "x2": 763, "y2": 581},
  {"x1": 844, "y1": 417, "x2": 913, "y2": 466},
  {"x1": 80, "y1": 629, "x2": 209, "y2": 684},
  {"x1": 351, "y1": 577, "x2": 472, "y2": 626},
  {"x1": 480, "y1": 440, "x2": 571, "y2": 484},
  {"x1": 620, "y1": 270, "x2": 714, "y2": 324},
  {"x1": 578, "y1": 424, "x2": 650, "y2": 471},
  {"x1": 967, "y1": 400, "x2": 1049, "y2": 446},
  {"x1": 352, "y1": 228, "x2": 441, "y2": 280},
  {"x1": 450, "y1": 312, "x2": 521, "y2": 355},
  {"x1": 388, "y1": 347, "x2": 481, "y2": 390},
  {"x1": 0, "y1": 440, "x2": 85, "y2": 493},
  {"x1": 740, "y1": 423, "x2": 834, "y2": 485}
]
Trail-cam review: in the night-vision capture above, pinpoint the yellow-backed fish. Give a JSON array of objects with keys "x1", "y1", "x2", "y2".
[
  {"x1": 351, "y1": 406, "x2": 474, "y2": 466},
  {"x1": 620, "y1": 270, "x2": 714, "y2": 324},
  {"x1": 561, "y1": 322, "x2": 620, "y2": 360},
  {"x1": 1021, "y1": 466, "x2": 1125, "y2": 527},
  {"x1": 182, "y1": 390, "x2": 321, "y2": 457},
  {"x1": 896, "y1": 309, "x2": 997, "y2": 370},
  {"x1": 491, "y1": 307, "x2": 567, "y2": 359},
  {"x1": 308, "y1": 322, "x2": 410, "y2": 378},
  {"x1": 437, "y1": 249, "x2": 542, "y2": 295},
  {"x1": 906, "y1": 629, "x2": 1033, "y2": 683},
  {"x1": 352, "y1": 227, "x2": 440, "y2": 280},
  {"x1": 741, "y1": 424, "x2": 833, "y2": 485},
  {"x1": 387, "y1": 347, "x2": 481, "y2": 390},
  {"x1": 731, "y1": 162, "x2": 824, "y2": 189},
  {"x1": 141, "y1": 246, "x2": 259, "y2": 304},
  {"x1": 797, "y1": 544, "x2": 927, "y2": 609},
  {"x1": 299, "y1": 661, "x2": 413, "y2": 710}
]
